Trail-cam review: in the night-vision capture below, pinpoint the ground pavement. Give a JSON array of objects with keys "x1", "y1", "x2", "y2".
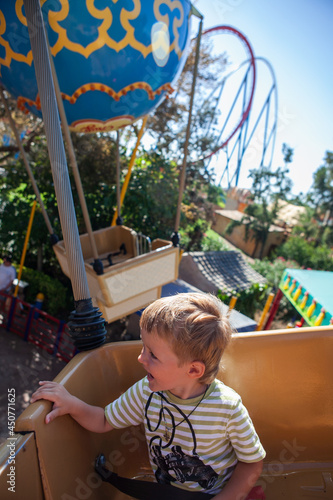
[{"x1": 0, "y1": 327, "x2": 66, "y2": 446}]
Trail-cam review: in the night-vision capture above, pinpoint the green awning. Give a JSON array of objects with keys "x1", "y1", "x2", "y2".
[{"x1": 280, "y1": 269, "x2": 333, "y2": 327}]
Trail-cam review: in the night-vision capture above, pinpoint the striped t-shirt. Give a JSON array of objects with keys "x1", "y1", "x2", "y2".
[{"x1": 105, "y1": 377, "x2": 265, "y2": 495}]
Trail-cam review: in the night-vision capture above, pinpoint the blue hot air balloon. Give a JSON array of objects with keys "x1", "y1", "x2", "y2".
[{"x1": 0, "y1": 0, "x2": 192, "y2": 132}]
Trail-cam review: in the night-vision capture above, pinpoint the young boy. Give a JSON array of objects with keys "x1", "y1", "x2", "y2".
[{"x1": 31, "y1": 293, "x2": 265, "y2": 499}]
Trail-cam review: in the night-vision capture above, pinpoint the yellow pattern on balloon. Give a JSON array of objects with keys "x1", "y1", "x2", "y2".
[
  {"x1": 50, "y1": 0, "x2": 113, "y2": 58},
  {"x1": 0, "y1": 7, "x2": 32, "y2": 70},
  {"x1": 0, "y1": 0, "x2": 47, "y2": 70},
  {"x1": 0, "y1": 0, "x2": 185, "y2": 70},
  {"x1": 16, "y1": 80, "x2": 174, "y2": 115},
  {"x1": 154, "y1": 0, "x2": 184, "y2": 58}
]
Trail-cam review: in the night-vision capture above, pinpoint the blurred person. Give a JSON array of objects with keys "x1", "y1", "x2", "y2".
[{"x1": 0, "y1": 256, "x2": 16, "y2": 293}]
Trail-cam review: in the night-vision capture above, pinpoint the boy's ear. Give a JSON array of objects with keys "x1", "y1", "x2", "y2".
[{"x1": 188, "y1": 361, "x2": 205, "y2": 379}]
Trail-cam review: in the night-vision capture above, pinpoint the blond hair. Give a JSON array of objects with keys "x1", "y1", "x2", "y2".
[{"x1": 140, "y1": 293, "x2": 233, "y2": 384}]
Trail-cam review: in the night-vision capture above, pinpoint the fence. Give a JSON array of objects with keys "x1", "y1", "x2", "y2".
[{"x1": 0, "y1": 291, "x2": 76, "y2": 363}]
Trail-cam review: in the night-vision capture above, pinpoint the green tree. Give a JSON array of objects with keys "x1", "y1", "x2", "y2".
[
  {"x1": 70, "y1": 132, "x2": 119, "y2": 232},
  {"x1": 226, "y1": 144, "x2": 293, "y2": 259},
  {"x1": 308, "y1": 151, "x2": 333, "y2": 216},
  {"x1": 275, "y1": 236, "x2": 333, "y2": 271},
  {"x1": 291, "y1": 206, "x2": 319, "y2": 240},
  {"x1": 147, "y1": 37, "x2": 228, "y2": 163},
  {"x1": 0, "y1": 111, "x2": 122, "y2": 272},
  {"x1": 121, "y1": 152, "x2": 179, "y2": 240},
  {"x1": 307, "y1": 151, "x2": 333, "y2": 244},
  {"x1": 0, "y1": 91, "x2": 44, "y2": 160},
  {"x1": 121, "y1": 151, "x2": 223, "y2": 252},
  {"x1": 0, "y1": 127, "x2": 61, "y2": 272}
]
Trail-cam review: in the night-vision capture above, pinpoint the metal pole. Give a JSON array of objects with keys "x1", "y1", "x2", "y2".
[
  {"x1": 172, "y1": 18, "x2": 203, "y2": 246},
  {"x1": 256, "y1": 292, "x2": 275, "y2": 331},
  {"x1": 23, "y1": 0, "x2": 105, "y2": 350},
  {"x1": 263, "y1": 289, "x2": 283, "y2": 330},
  {"x1": 14, "y1": 200, "x2": 37, "y2": 298},
  {"x1": 46, "y1": 37, "x2": 103, "y2": 275},
  {"x1": 115, "y1": 130, "x2": 123, "y2": 225},
  {"x1": 0, "y1": 86, "x2": 57, "y2": 243},
  {"x1": 228, "y1": 296, "x2": 238, "y2": 311},
  {"x1": 111, "y1": 116, "x2": 148, "y2": 226}
]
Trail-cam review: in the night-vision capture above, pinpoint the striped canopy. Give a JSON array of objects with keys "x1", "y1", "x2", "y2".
[{"x1": 280, "y1": 268, "x2": 333, "y2": 326}]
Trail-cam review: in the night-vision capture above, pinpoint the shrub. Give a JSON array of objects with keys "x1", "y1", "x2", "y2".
[
  {"x1": 252, "y1": 256, "x2": 300, "y2": 290},
  {"x1": 251, "y1": 257, "x2": 300, "y2": 323},
  {"x1": 275, "y1": 237, "x2": 333, "y2": 271},
  {"x1": 17, "y1": 266, "x2": 71, "y2": 318},
  {"x1": 179, "y1": 218, "x2": 209, "y2": 252},
  {"x1": 201, "y1": 229, "x2": 229, "y2": 252},
  {"x1": 217, "y1": 282, "x2": 268, "y2": 320}
]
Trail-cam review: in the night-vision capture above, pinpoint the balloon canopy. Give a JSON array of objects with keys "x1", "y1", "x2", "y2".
[
  {"x1": 0, "y1": 0, "x2": 192, "y2": 132},
  {"x1": 280, "y1": 268, "x2": 333, "y2": 327}
]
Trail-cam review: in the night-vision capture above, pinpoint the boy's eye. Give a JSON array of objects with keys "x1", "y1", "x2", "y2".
[{"x1": 150, "y1": 351, "x2": 158, "y2": 360}]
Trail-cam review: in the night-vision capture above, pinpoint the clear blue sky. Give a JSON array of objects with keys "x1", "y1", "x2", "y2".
[{"x1": 192, "y1": 0, "x2": 333, "y2": 196}]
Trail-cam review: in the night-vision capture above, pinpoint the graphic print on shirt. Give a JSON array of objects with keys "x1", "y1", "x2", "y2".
[
  {"x1": 151, "y1": 444, "x2": 218, "y2": 488},
  {"x1": 145, "y1": 392, "x2": 218, "y2": 490}
]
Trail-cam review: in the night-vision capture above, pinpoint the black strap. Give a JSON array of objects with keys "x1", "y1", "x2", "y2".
[{"x1": 95, "y1": 454, "x2": 214, "y2": 500}]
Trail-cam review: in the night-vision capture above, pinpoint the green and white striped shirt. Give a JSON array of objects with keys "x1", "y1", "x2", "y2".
[{"x1": 105, "y1": 377, "x2": 265, "y2": 494}]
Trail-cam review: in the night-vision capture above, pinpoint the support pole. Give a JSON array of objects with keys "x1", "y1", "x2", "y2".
[
  {"x1": 256, "y1": 292, "x2": 274, "y2": 331},
  {"x1": 46, "y1": 39, "x2": 103, "y2": 275},
  {"x1": 115, "y1": 130, "x2": 123, "y2": 225},
  {"x1": 0, "y1": 86, "x2": 58, "y2": 245},
  {"x1": 14, "y1": 200, "x2": 37, "y2": 298},
  {"x1": 23, "y1": 0, "x2": 106, "y2": 350},
  {"x1": 228, "y1": 296, "x2": 238, "y2": 311},
  {"x1": 111, "y1": 116, "x2": 147, "y2": 226},
  {"x1": 263, "y1": 289, "x2": 283, "y2": 330},
  {"x1": 172, "y1": 18, "x2": 203, "y2": 247}
]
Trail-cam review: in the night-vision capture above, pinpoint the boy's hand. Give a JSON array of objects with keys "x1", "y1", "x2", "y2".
[
  {"x1": 30, "y1": 380, "x2": 113, "y2": 433},
  {"x1": 30, "y1": 381, "x2": 76, "y2": 424}
]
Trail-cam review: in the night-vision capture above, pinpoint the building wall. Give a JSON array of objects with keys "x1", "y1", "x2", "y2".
[
  {"x1": 262, "y1": 231, "x2": 286, "y2": 258},
  {"x1": 212, "y1": 211, "x2": 285, "y2": 259},
  {"x1": 224, "y1": 198, "x2": 239, "y2": 210}
]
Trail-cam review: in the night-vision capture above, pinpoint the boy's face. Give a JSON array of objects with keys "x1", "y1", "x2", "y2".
[{"x1": 138, "y1": 329, "x2": 201, "y2": 399}]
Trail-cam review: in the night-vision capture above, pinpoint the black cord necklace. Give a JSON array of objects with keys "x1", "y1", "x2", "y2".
[{"x1": 159, "y1": 386, "x2": 208, "y2": 441}]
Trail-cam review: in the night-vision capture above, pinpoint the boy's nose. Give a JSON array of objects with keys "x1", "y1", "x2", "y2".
[{"x1": 138, "y1": 349, "x2": 145, "y2": 365}]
